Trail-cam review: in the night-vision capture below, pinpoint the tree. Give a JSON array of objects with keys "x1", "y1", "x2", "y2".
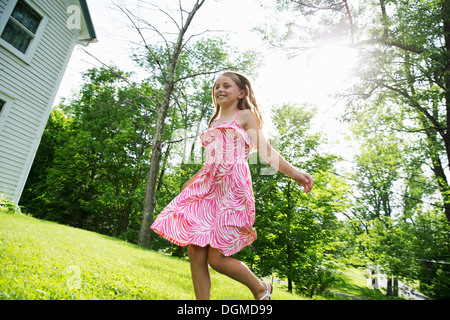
[
  {"x1": 258, "y1": 0, "x2": 450, "y2": 222},
  {"x1": 21, "y1": 108, "x2": 71, "y2": 218},
  {"x1": 345, "y1": 102, "x2": 446, "y2": 296},
  {"x1": 412, "y1": 209, "x2": 450, "y2": 299},
  {"x1": 115, "y1": 0, "x2": 220, "y2": 247},
  {"x1": 22, "y1": 66, "x2": 155, "y2": 236}
]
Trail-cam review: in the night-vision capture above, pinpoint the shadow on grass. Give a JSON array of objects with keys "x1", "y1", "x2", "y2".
[
  {"x1": 325, "y1": 272, "x2": 408, "y2": 300},
  {"x1": 327, "y1": 280, "x2": 388, "y2": 300}
]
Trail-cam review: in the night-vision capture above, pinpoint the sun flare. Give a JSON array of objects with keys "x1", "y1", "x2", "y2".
[
  {"x1": 306, "y1": 45, "x2": 358, "y2": 95},
  {"x1": 257, "y1": 45, "x2": 358, "y2": 107},
  {"x1": 255, "y1": 44, "x2": 358, "y2": 157}
]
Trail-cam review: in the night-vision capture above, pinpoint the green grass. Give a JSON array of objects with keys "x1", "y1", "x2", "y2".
[
  {"x1": 0, "y1": 208, "x2": 402, "y2": 301},
  {"x1": 0, "y1": 211, "x2": 302, "y2": 300}
]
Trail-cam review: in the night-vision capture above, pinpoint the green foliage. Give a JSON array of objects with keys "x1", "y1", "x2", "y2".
[
  {"x1": 262, "y1": 0, "x2": 450, "y2": 299},
  {"x1": 263, "y1": 0, "x2": 450, "y2": 213},
  {"x1": 343, "y1": 101, "x2": 450, "y2": 298},
  {"x1": 0, "y1": 195, "x2": 21, "y2": 214},
  {"x1": 21, "y1": 66, "x2": 154, "y2": 237},
  {"x1": 412, "y1": 210, "x2": 450, "y2": 299},
  {"x1": 21, "y1": 36, "x2": 262, "y2": 249},
  {"x1": 20, "y1": 108, "x2": 71, "y2": 219},
  {"x1": 344, "y1": 209, "x2": 450, "y2": 299}
]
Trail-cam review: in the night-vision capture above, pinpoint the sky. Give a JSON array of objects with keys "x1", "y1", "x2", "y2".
[{"x1": 56, "y1": 0, "x2": 359, "y2": 164}]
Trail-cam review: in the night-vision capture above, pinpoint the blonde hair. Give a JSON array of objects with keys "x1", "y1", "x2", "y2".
[{"x1": 209, "y1": 71, "x2": 264, "y2": 128}]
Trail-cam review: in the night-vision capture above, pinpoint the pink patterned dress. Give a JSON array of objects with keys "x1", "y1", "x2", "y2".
[{"x1": 151, "y1": 111, "x2": 257, "y2": 256}]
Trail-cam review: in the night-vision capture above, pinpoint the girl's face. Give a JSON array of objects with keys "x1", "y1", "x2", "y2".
[{"x1": 213, "y1": 75, "x2": 245, "y2": 108}]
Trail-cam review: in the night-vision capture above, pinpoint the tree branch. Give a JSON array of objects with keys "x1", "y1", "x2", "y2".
[
  {"x1": 382, "y1": 83, "x2": 446, "y2": 138},
  {"x1": 353, "y1": 38, "x2": 442, "y2": 63},
  {"x1": 80, "y1": 48, "x2": 159, "y2": 106},
  {"x1": 174, "y1": 67, "x2": 230, "y2": 84},
  {"x1": 342, "y1": 0, "x2": 355, "y2": 44},
  {"x1": 289, "y1": 0, "x2": 344, "y2": 12}
]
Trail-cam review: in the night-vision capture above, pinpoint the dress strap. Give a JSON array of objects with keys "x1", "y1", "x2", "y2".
[{"x1": 232, "y1": 111, "x2": 241, "y2": 123}]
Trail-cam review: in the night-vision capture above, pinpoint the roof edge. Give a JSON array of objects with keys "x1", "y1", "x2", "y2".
[{"x1": 77, "y1": 0, "x2": 97, "y2": 44}]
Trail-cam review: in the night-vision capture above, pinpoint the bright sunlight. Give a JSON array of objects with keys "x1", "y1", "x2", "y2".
[{"x1": 257, "y1": 44, "x2": 358, "y2": 107}]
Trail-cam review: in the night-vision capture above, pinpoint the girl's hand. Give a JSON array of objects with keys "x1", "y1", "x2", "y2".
[{"x1": 292, "y1": 171, "x2": 314, "y2": 194}]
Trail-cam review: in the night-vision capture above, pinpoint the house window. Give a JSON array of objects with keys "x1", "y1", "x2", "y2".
[{"x1": 1, "y1": 0, "x2": 42, "y2": 54}]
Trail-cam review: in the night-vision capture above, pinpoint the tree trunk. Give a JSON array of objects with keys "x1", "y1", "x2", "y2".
[
  {"x1": 386, "y1": 277, "x2": 393, "y2": 296},
  {"x1": 443, "y1": 0, "x2": 450, "y2": 222},
  {"x1": 138, "y1": 91, "x2": 172, "y2": 247},
  {"x1": 393, "y1": 278, "x2": 399, "y2": 297},
  {"x1": 137, "y1": 0, "x2": 206, "y2": 247},
  {"x1": 287, "y1": 277, "x2": 293, "y2": 293},
  {"x1": 286, "y1": 179, "x2": 293, "y2": 294}
]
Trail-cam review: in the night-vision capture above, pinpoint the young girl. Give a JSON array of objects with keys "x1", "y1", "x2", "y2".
[{"x1": 151, "y1": 71, "x2": 314, "y2": 300}]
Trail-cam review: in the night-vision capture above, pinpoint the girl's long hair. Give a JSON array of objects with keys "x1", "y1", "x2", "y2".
[{"x1": 209, "y1": 71, "x2": 264, "y2": 128}]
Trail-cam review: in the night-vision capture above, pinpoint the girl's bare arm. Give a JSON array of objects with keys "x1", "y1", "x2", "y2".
[
  {"x1": 240, "y1": 110, "x2": 314, "y2": 193},
  {"x1": 181, "y1": 168, "x2": 203, "y2": 191}
]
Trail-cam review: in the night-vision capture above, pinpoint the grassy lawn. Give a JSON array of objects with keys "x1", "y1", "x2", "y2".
[
  {"x1": 0, "y1": 211, "x2": 302, "y2": 300},
  {"x1": 0, "y1": 208, "x2": 404, "y2": 301}
]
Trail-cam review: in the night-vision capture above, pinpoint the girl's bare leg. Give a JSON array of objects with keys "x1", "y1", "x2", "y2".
[
  {"x1": 188, "y1": 244, "x2": 211, "y2": 300},
  {"x1": 207, "y1": 246, "x2": 269, "y2": 300}
]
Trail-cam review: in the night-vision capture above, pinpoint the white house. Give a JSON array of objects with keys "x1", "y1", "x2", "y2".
[{"x1": 0, "y1": 0, "x2": 96, "y2": 204}]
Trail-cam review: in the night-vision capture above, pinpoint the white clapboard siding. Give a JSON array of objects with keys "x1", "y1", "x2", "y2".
[{"x1": 0, "y1": 0, "x2": 95, "y2": 203}]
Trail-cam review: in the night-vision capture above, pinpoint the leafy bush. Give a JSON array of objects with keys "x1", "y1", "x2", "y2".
[
  {"x1": 0, "y1": 195, "x2": 21, "y2": 214},
  {"x1": 117, "y1": 228, "x2": 140, "y2": 244}
]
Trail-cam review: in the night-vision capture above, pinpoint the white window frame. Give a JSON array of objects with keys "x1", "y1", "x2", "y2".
[
  {"x1": 0, "y1": 91, "x2": 15, "y2": 134},
  {"x1": 0, "y1": 0, "x2": 49, "y2": 64},
  {"x1": 0, "y1": 99, "x2": 5, "y2": 114}
]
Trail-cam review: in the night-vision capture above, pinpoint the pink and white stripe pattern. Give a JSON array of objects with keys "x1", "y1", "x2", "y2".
[{"x1": 151, "y1": 112, "x2": 256, "y2": 256}]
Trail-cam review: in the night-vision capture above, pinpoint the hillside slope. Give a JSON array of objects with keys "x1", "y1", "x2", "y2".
[{"x1": 0, "y1": 212, "x2": 301, "y2": 300}]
